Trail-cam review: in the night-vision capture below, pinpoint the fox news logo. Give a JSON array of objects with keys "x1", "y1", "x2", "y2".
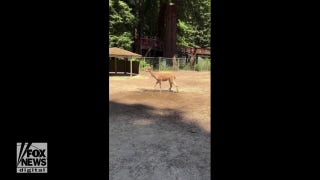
[{"x1": 16, "y1": 142, "x2": 47, "y2": 173}]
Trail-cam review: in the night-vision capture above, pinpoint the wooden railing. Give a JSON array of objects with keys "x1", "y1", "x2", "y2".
[{"x1": 140, "y1": 38, "x2": 210, "y2": 55}]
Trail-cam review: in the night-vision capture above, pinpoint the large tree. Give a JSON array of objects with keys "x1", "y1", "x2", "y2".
[
  {"x1": 109, "y1": 0, "x2": 136, "y2": 50},
  {"x1": 158, "y1": 0, "x2": 178, "y2": 59},
  {"x1": 109, "y1": 0, "x2": 211, "y2": 55},
  {"x1": 177, "y1": 0, "x2": 211, "y2": 48}
]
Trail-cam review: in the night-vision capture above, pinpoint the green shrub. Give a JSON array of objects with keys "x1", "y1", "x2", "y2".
[
  {"x1": 202, "y1": 58, "x2": 211, "y2": 71},
  {"x1": 182, "y1": 64, "x2": 192, "y2": 70},
  {"x1": 195, "y1": 64, "x2": 200, "y2": 71},
  {"x1": 196, "y1": 58, "x2": 211, "y2": 71},
  {"x1": 139, "y1": 59, "x2": 152, "y2": 71}
]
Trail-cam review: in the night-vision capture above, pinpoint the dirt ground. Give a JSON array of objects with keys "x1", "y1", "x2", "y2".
[{"x1": 109, "y1": 71, "x2": 211, "y2": 180}]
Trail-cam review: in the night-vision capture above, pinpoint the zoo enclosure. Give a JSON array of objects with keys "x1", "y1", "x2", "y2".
[{"x1": 136, "y1": 57, "x2": 211, "y2": 72}]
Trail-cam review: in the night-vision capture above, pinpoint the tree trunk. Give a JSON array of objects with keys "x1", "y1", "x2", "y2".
[
  {"x1": 190, "y1": 48, "x2": 198, "y2": 68},
  {"x1": 158, "y1": 0, "x2": 166, "y2": 41},
  {"x1": 164, "y1": 1, "x2": 177, "y2": 62},
  {"x1": 134, "y1": 0, "x2": 143, "y2": 54},
  {"x1": 158, "y1": 0, "x2": 178, "y2": 62},
  {"x1": 137, "y1": 0, "x2": 143, "y2": 55}
]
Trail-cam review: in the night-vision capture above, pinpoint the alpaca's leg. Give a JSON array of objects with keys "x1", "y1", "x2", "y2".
[
  {"x1": 154, "y1": 81, "x2": 159, "y2": 88},
  {"x1": 158, "y1": 81, "x2": 161, "y2": 92},
  {"x1": 169, "y1": 81, "x2": 172, "y2": 91},
  {"x1": 173, "y1": 81, "x2": 179, "y2": 92}
]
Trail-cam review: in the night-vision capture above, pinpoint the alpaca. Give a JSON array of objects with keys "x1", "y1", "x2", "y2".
[{"x1": 145, "y1": 67, "x2": 179, "y2": 92}]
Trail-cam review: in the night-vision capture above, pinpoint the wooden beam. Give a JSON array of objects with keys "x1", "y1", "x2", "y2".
[
  {"x1": 115, "y1": 58, "x2": 117, "y2": 74},
  {"x1": 130, "y1": 59, "x2": 133, "y2": 77},
  {"x1": 124, "y1": 58, "x2": 127, "y2": 74}
]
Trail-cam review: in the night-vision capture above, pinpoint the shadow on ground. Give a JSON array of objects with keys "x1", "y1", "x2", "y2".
[
  {"x1": 137, "y1": 88, "x2": 178, "y2": 93},
  {"x1": 109, "y1": 101, "x2": 210, "y2": 180},
  {"x1": 109, "y1": 73, "x2": 138, "y2": 77}
]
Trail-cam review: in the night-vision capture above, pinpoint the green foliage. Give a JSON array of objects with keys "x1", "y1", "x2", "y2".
[
  {"x1": 139, "y1": 59, "x2": 147, "y2": 69},
  {"x1": 109, "y1": 0, "x2": 135, "y2": 50},
  {"x1": 177, "y1": 0, "x2": 211, "y2": 48},
  {"x1": 182, "y1": 64, "x2": 192, "y2": 71},
  {"x1": 195, "y1": 64, "x2": 200, "y2": 71},
  {"x1": 109, "y1": 32, "x2": 133, "y2": 50},
  {"x1": 196, "y1": 57, "x2": 211, "y2": 71},
  {"x1": 139, "y1": 59, "x2": 152, "y2": 71},
  {"x1": 203, "y1": 58, "x2": 211, "y2": 71},
  {"x1": 177, "y1": 20, "x2": 197, "y2": 47},
  {"x1": 109, "y1": 0, "x2": 211, "y2": 52},
  {"x1": 159, "y1": 62, "x2": 172, "y2": 71},
  {"x1": 131, "y1": 58, "x2": 141, "y2": 62},
  {"x1": 109, "y1": 0, "x2": 135, "y2": 30}
]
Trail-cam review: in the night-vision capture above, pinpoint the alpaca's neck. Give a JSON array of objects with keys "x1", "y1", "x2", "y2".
[{"x1": 149, "y1": 71, "x2": 158, "y2": 79}]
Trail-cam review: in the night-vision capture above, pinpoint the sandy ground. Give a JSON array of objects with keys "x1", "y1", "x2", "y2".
[{"x1": 109, "y1": 71, "x2": 211, "y2": 180}]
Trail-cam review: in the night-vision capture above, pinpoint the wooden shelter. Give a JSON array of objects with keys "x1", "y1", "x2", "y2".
[{"x1": 109, "y1": 47, "x2": 142, "y2": 77}]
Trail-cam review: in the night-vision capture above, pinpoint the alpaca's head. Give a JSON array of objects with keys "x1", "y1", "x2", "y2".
[{"x1": 145, "y1": 67, "x2": 152, "y2": 72}]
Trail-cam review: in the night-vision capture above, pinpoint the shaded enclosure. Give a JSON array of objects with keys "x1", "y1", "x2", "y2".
[
  {"x1": 109, "y1": 58, "x2": 140, "y2": 75},
  {"x1": 109, "y1": 47, "x2": 142, "y2": 76}
]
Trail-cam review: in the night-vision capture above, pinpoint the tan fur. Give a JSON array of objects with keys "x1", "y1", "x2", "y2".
[{"x1": 145, "y1": 67, "x2": 179, "y2": 92}]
